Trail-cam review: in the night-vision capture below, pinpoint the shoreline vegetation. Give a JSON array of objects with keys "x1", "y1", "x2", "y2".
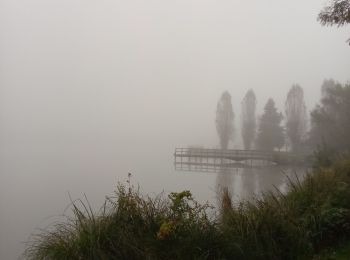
[{"x1": 25, "y1": 155, "x2": 350, "y2": 259}]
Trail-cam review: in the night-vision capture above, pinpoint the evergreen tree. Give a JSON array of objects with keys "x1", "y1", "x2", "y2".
[
  {"x1": 285, "y1": 84, "x2": 307, "y2": 152},
  {"x1": 256, "y1": 98, "x2": 284, "y2": 151},
  {"x1": 216, "y1": 91, "x2": 234, "y2": 150},
  {"x1": 241, "y1": 89, "x2": 257, "y2": 150}
]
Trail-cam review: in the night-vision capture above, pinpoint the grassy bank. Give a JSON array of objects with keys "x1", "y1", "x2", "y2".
[{"x1": 25, "y1": 157, "x2": 350, "y2": 259}]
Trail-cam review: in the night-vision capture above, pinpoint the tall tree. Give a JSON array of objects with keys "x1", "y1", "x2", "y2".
[
  {"x1": 285, "y1": 84, "x2": 307, "y2": 152},
  {"x1": 318, "y1": 0, "x2": 350, "y2": 44},
  {"x1": 309, "y1": 81, "x2": 350, "y2": 152},
  {"x1": 241, "y1": 89, "x2": 257, "y2": 150},
  {"x1": 256, "y1": 98, "x2": 284, "y2": 151},
  {"x1": 216, "y1": 91, "x2": 234, "y2": 150}
]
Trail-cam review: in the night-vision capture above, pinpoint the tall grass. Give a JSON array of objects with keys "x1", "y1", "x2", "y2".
[
  {"x1": 25, "y1": 157, "x2": 350, "y2": 259},
  {"x1": 25, "y1": 184, "x2": 221, "y2": 260}
]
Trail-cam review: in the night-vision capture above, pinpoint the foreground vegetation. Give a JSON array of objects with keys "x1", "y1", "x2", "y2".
[{"x1": 25, "y1": 156, "x2": 350, "y2": 259}]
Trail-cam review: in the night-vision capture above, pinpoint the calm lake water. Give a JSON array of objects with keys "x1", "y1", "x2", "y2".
[{"x1": 0, "y1": 143, "x2": 307, "y2": 259}]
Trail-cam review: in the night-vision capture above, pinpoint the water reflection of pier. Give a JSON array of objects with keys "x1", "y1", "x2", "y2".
[{"x1": 175, "y1": 160, "x2": 256, "y2": 173}]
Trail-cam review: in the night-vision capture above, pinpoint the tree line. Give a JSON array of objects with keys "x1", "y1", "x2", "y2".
[{"x1": 215, "y1": 79, "x2": 350, "y2": 155}]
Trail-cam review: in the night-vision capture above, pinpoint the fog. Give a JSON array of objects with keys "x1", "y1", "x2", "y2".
[{"x1": 1, "y1": 0, "x2": 350, "y2": 259}]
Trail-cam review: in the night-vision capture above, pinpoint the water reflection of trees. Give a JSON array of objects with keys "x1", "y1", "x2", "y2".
[
  {"x1": 215, "y1": 168, "x2": 233, "y2": 192},
  {"x1": 215, "y1": 166, "x2": 293, "y2": 201},
  {"x1": 241, "y1": 168, "x2": 258, "y2": 199},
  {"x1": 175, "y1": 161, "x2": 307, "y2": 202},
  {"x1": 253, "y1": 167, "x2": 286, "y2": 197}
]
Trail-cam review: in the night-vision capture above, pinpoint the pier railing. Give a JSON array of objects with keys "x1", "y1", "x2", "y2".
[{"x1": 174, "y1": 148, "x2": 311, "y2": 170}]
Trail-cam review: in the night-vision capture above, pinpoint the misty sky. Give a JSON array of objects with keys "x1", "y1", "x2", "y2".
[{"x1": 1, "y1": 0, "x2": 350, "y2": 149}]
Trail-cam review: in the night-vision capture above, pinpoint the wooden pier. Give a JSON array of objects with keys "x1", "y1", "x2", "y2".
[{"x1": 174, "y1": 148, "x2": 311, "y2": 171}]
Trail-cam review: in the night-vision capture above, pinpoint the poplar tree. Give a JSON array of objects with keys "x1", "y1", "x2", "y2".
[
  {"x1": 285, "y1": 84, "x2": 307, "y2": 152},
  {"x1": 216, "y1": 91, "x2": 234, "y2": 150},
  {"x1": 241, "y1": 89, "x2": 257, "y2": 150}
]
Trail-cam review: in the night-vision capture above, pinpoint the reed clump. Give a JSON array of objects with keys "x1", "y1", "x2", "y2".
[
  {"x1": 25, "y1": 184, "x2": 220, "y2": 260},
  {"x1": 25, "y1": 157, "x2": 350, "y2": 259}
]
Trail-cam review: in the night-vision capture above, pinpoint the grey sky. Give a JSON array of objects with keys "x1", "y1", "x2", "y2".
[{"x1": 1, "y1": 0, "x2": 350, "y2": 148}]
